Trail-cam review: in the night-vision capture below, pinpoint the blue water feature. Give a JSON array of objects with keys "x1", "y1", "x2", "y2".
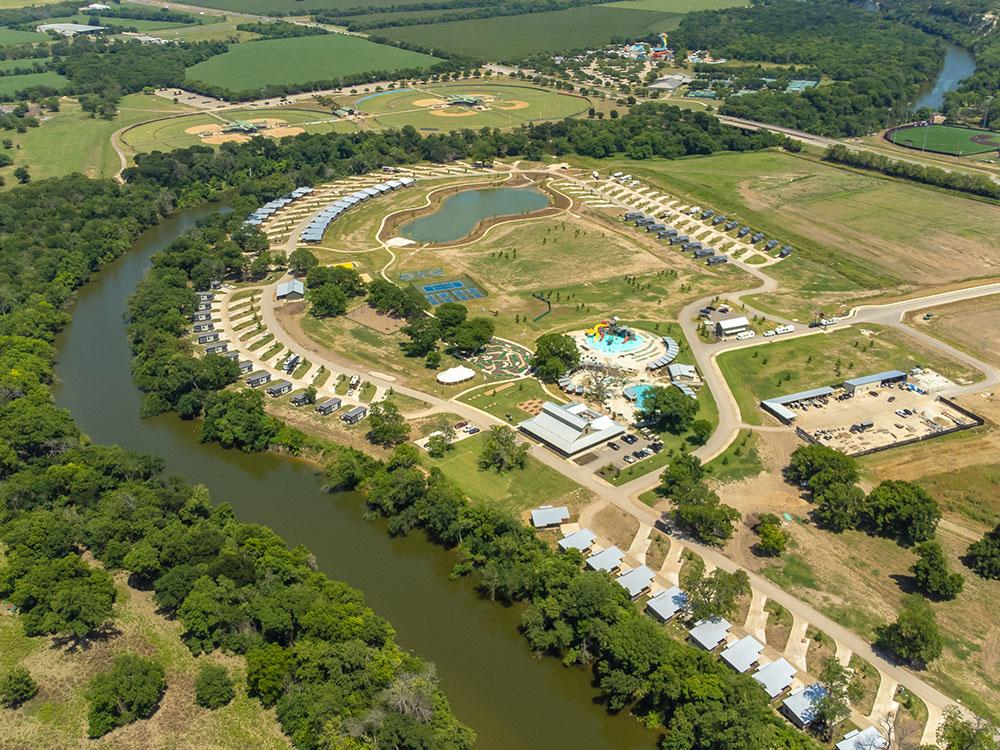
[
  {"x1": 624, "y1": 384, "x2": 654, "y2": 408},
  {"x1": 400, "y1": 187, "x2": 549, "y2": 243},
  {"x1": 586, "y1": 331, "x2": 646, "y2": 354},
  {"x1": 914, "y1": 42, "x2": 977, "y2": 112}
]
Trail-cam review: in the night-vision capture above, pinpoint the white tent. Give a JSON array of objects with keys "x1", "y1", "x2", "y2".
[{"x1": 436, "y1": 365, "x2": 476, "y2": 385}]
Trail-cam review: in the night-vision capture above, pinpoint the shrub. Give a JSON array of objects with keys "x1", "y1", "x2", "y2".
[
  {"x1": 195, "y1": 663, "x2": 235, "y2": 710},
  {"x1": 86, "y1": 654, "x2": 166, "y2": 738},
  {"x1": 0, "y1": 667, "x2": 38, "y2": 708}
]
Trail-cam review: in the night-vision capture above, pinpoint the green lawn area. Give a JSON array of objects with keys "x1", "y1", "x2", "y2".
[
  {"x1": 704, "y1": 429, "x2": 762, "y2": 483},
  {"x1": 0, "y1": 93, "x2": 195, "y2": 184},
  {"x1": 426, "y1": 432, "x2": 586, "y2": 515},
  {"x1": 185, "y1": 34, "x2": 439, "y2": 94},
  {"x1": 381, "y1": 5, "x2": 683, "y2": 59},
  {"x1": 717, "y1": 324, "x2": 980, "y2": 425},
  {"x1": 176, "y1": 0, "x2": 402, "y2": 11},
  {"x1": 0, "y1": 28, "x2": 48, "y2": 46},
  {"x1": 887, "y1": 123, "x2": 1000, "y2": 156},
  {"x1": 457, "y1": 378, "x2": 564, "y2": 424},
  {"x1": 37, "y1": 14, "x2": 194, "y2": 30},
  {"x1": 0, "y1": 71, "x2": 67, "y2": 98},
  {"x1": 608, "y1": 0, "x2": 747, "y2": 10}
]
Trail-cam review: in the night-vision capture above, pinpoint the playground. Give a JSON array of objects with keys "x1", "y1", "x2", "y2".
[
  {"x1": 465, "y1": 339, "x2": 532, "y2": 378},
  {"x1": 354, "y1": 83, "x2": 590, "y2": 130},
  {"x1": 886, "y1": 123, "x2": 1000, "y2": 156},
  {"x1": 583, "y1": 318, "x2": 645, "y2": 354}
]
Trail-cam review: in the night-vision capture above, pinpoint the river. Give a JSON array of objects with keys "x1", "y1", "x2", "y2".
[
  {"x1": 914, "y1": 41, "x2": 977, "y2": 112},
  {"x1": 52, "y1": 203, "x2": 654, "y2": 749}
]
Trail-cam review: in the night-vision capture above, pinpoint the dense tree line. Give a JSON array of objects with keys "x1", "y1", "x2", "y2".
[
  {"x1": 671, "y1": 0, "x2": 943, "y2": 136},
  {"x1": 326, "y1": 442, "x2": 819, "y2": 749},
  {"x1": 657, "y1": 452, "x2": 740, "y2": 545},
  {"x1": 823, "y1": 145, "x2": 1000, "y2": 200},
  {"x1": 124, "y1": 103, "x2": 783, "y2": 204},
  {"x1": 234, "y1": 21, "x2": 329, "y2": 39}
]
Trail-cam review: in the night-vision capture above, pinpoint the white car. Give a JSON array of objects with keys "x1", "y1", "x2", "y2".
[
  {"x1": 612, "y1": 171, "x2": 623, "y2": 178},
  {"x1": 763, "y1": 330, "x2": 776, "y2": 337},
  {"x1": 735, "y1": 330, "x2": 756, "y2": 340},
  {"x1": 592, "y1": 170, "x2": 600, "y2": 179}
]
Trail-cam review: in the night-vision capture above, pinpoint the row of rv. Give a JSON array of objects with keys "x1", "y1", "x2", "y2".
[
  {"x1": 624, "y1": 212, "x2": 729, "y2": 265},
  {"x1": 243, "y1": 186, "x2": 315, "y2": 227},
  {"x1": 299, "y1": 178, "x2": 415, "y2": 243},
  {"x1": 681, "y1": 206, "x2": 793, "y2": 257},
  {"x1": 244, "y1": 369, "x2": 368, "y2": 423}
]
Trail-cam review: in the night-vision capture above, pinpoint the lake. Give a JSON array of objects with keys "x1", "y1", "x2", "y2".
[
  {"x1": 401, "y1": 186, "x2": 549, "y2": 243},
  {"x1": 914, "y1": 41, "x2": 977, "y2": 112},
  {"x1": 52, "y1": 202, "x2": 654, "y2": 750}
]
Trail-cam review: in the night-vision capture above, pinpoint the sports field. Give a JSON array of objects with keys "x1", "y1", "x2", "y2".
[
  {"x1": 0, "y1": 70, "x2": 67, "y2": 97},
  {"x1": 185, "y1": 34, "x2": 439, "y2": 94},
  {"x1": 122, "y1": 107, "x2": 354, "y2": 152},
  {"x1": 355, "y1": 84, "x2": 589, "y2": 130},
  {"x1": 887, "y1": 123, "x2": 1000, "y2": 156},
  {"x1": 380, "y1": 5, "x2": 683, "y2": 59}
]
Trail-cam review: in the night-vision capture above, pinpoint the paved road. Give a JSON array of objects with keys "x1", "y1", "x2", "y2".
[{"x1": 259, "y1": 164, "x2": 1000, "y2": 728}]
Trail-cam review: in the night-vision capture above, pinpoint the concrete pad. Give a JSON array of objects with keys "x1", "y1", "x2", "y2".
[
  {"x1": 785, "y1": 613, "x2": 810, "y2": 672},
  {"x1": 628, "y1": 522, "x2": 653, "y2": 561},
  {"x1": 834, "y1": 640, "x2": 852, "y2": 668},
  {"x1": 659, "y1": 542, "x2": 684, "y2": 585},
  {"x1": 920, "y1": 703, "x2": 944, "y2": 746},
  {"x1": 744, "y1": 589, "x2": 769, "y2": 642},
  {"x1": 866, "y1": 675, "x2": 899, "y2": 725}
]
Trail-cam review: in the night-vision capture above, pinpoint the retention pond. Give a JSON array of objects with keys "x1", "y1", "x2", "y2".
[
  {"x1": 53, "y1": 202, "x2": 653, "y2": 750},
  {"x1": 400, "y1": 186, "x2": 549, "y2": 243}
]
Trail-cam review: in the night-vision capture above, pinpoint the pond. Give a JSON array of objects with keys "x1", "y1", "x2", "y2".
[
  {"x1": 400, "y1": 186, "x2": 549, "y2": 243},
  {"x1": 52, "y1": 203, "x2": 654, "y2": 750}
]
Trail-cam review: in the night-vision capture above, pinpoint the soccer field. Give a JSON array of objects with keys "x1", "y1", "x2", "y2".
[
  {"x1": 184, "y1": 35, "x2": 439, "y2": 95},
  {"x1": 887, "y1": 124, "x2": 1000, "y2": 156},
  {"x1": 355, "y1": 83, "x2": 590, "y2": 130}
]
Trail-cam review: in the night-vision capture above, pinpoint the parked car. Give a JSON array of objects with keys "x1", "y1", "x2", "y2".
[
  {"x1": 608, "y1": 442, "x2": 620, "y2": 451},
  {"x1": 623, "y1": 455, "x2": 635, "y2": 464},
  {"x1": 622, "y1": 434, "x2": 638, "y2": 445},
  {"x1": 467, "y1": 426, "x2": 480, "y2": 435}
]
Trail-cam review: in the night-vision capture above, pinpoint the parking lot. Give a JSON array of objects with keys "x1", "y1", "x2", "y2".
[
  {"x1": 414, "y1": 419, "x2": 481, "y2": 451},
  {"x1": 792, "y1": 384, "x2": 981, "y2": 455},
  {"x1": 579, "y1": 428, "x2": 664, "y2": 470}
]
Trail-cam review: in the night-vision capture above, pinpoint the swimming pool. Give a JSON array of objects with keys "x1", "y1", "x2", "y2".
[
  {"x1": 624, "y1": 384, "x2": 654, "y2": 407},
  {"x1": 585, "y1": 331, "x2": 645, "y2": 354}
]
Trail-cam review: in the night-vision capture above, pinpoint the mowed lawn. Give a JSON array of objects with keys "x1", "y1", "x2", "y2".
[
  {"x1": 1, "y1": 93, "x2": 195, "y2": 184},
  {"x1": 0, "y1": 71, "x2": 67, "y2": 97},
  {"x1": 888, "y1": 123, "x2": 1000, "y2": 156},
  {"x1": 426, "y1": 432, "x2": 586, "y2": 515},
  {"x1": 717, "y1": 325, "x2": 980, "y2": 424},
  {"x1": 185, "y1": 35, "x2": 439, "y2": 92},
  {"x1": 182, "y1": 0, "x2": 401, "y2": 11},
  {"x1": 381, "y1": 6, "x2": 682, "y2": 59},
  {"x1": 0, "y1": 28, "x2": 48, "y2": 45}
]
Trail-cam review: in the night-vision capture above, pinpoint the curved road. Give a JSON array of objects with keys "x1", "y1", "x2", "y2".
[{"x1": 258, "y1": 164, "x2": 1000, "y2": 731}]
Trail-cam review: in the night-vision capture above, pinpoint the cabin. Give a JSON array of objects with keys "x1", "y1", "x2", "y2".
[
  {"x1": 779, "y1": 245, "x2": 793, "y2": 257},
  {"x1": 238, "y1": 360, "x2": 254, "y2": 374},
  {"x1": 753, "y1": 658, "x2": 797, "y2": 699},
  {"x1": 751, "y1": 232, "x2": 766, "y2": 243},
  {"x1": 530, "y1": 505, "x2": 570, "y2": 528},
  {"x1": 221, "y1": 350, "x2": 239, "y2": 361},
  {"x1": 616, "y1": 565, "x2": 655, "y2": 599},
  {"x1": 266, "y1": 380, "x2": 292, "y2": 397},
  {"x1": 197, "y1": 332, "x2": 219, "y2": 344},
  {"x1": 204, "y1": 341, "x2": 228, "y2": 354},
  {"x1": 712, "y1": 215, "x2": 726, "y2": 225},
  {"x1": 646, "y1": 587, "x2": 688, "y2": 622},
  {"x1": 193, "y1": 322, "x2": 214, "y2": 333},
  {"x1": 716, "y1": 316, "x2": 750, "y2": 337},
  {"x1": 781, "y1": 684, "x2": 827, "y2": 728},
  {"x1": 765, "y1": 239, "x2": 779, "y2": 250},
  {"x1": 315, "y1": 397, "x2": 342, "y2": 415},
  {"x1": 586, "y1": 546, "x2": 624, "y2": 573},
  {"x1": 694, "y1": 247, "x2": 714, "y2": 258},
  {"x1": 688, "y1": 617, "x2": 731, "y2": 650},
  {"x1": 342, "y1": 405, "x2": 368, "y2": 424},
  {"x1": 290, "y1": 391, "x2": 313, "y2": 407},
  {"x1": 276, "y1": 279, "x2": 305, "y2": 301},
  {"x1": 720, "y1": 635, "x2": 765, "y2": 673},
  {"x1": 246, "y1": 370, "x2": 271, "y2": 388},
  {"x1": 707, "y1": 255, "x2": 728, "y2": 265},
  {"x1": 725, "y1": 220, "x2": 738, "y2": 231},
  {"x1": 737, "y1": 226, "x2": 751, "y2": 237},
  {"x1": 558, "y1": 528, "x2": 596, "y2": 553}
]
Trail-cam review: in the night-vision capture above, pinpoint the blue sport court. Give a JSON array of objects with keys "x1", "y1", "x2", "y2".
[{"x1": 419, "y1": 279, "x2": 485, "y2": 305}]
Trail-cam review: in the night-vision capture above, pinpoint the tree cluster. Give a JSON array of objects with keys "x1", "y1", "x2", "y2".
[
  {"x1": 402, "y1": 301, "x2": 494, "y2": 357},
  {"x1": 658, "y1": 453, "x2": 740, "y2": 545},
  {"x1": 530, "y1": 332, "x2": 579, "y2": 382}
]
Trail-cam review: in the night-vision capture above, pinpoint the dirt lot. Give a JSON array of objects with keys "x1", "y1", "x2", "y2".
[
  {"x1": 592, "y1": 505, "x2": 641, "y2": 551},
  {"x1": 906, "y1": 297, "x2": 1000, "y2": 371},
  {"x1": 791, "y1": 384, "x2": 980, "y2": 456}
]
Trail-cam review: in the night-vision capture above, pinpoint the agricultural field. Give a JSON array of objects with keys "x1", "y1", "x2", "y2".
[
  {"x1": 716, "y1": 324, "x2": 980, "y2": 425},
  {"x1": 887, "y1": 123, "x2": 1000, "y2": 156},
  {"x1": 380, "y1": 5, "x2": 684, "y2": 59},
  {"x1": 580, "y1": 151, "x2": 1000, "y2": 317},
  {"x1": 34, "y1": 14, "x2": 196, "y2": 31},
  {"x1": 0, "y1": 28, "x2": 48, "y2": 45},
  {"x1": 151, "y1": 17, "x2": 260, "y2": 42},
  {"x1": 608, "y1": 0, "x2": 748, "y2": 11},
  {"x1": 355, "y1": 83, "x2": 590, "y2": 131},
  {"x1": 121, "y1": 106, "x2": 354, "y2": 153},
  {"x1": 175, "y1": 0, "x2": 404, "y2": 12},
  {"x1": 0, "y1": 70, "x2": 67, "y2": 97},
  {"x1": 0, "y1": 93, "x2": 195, "y2": 184},
  {"x1": 184, "y1": 34, "x2": 439, "y2": 94},
  {"x1": 0, "y1": 568, "x2": 287, "y2": 749}
]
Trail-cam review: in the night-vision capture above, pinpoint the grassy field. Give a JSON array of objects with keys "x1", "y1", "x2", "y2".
[
  {"x1": 380, "y1": 5, "x2": 684, "y2": 59},
  {"x1": 185, "y1": 34, "x2": 439, "y2": 93},
  {"x1": 760, "y1": 521, "x2": 1000, "y2": 722},
  {"x1": 37, "y1": 14, "x2": 195, "y2": 30},
  {"x1": 608, "y1": 0, "x2": 747, "y2": 10},
  {"x1": 717, "y1": 325, "x2": 980, "y2": 425},
  {"x1": 153, "y1": 17, "x2": 261, "y2": 42},
  {"x1": 426, "y1": 431, "x2": 590, "y2": 515},
  {"x1": 121, "y1": 106, "x2": 353, "y2": 153},
  {"x1": 0, "y1": 571, "x2": 287, "y2": 749},
  {"x1": 0, "y1": 93, "x2": 195, "y2": 184},
  {"x1": 576, "y1": 151, "x2": 1000, "y2": 317},
  {"x1": 356, "y1": 83, "x2": 590, "y2": 131},
  {"x1": 0, "y1": 28, "x2": 48, "y2": 46},
  {"x1": 704, "y1": 429, "x2": 762, "y2": 483},
  {"x1": 0, "y1": 70, "x2": 67, "y2": 98},
  {"x1": 176, "y1": 0, "x2": 405, "y2": 11},
  {"x1": 905, "y1": 297, "x2": 1000, "y2": 371},
  {"x1": 888, "y1": 123, "x2": 1000, "y2": 156},
  {"x1": 458, "y1": 378, "x2": 565, "y2": 424}
]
